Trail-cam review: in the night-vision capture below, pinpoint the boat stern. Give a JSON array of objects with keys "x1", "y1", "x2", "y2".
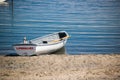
[{"x1": 13, "y1": 44, "x2": 37, "y2": 56}]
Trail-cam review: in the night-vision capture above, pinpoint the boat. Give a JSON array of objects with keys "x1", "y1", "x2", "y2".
[
  {"x1": 13, "y1": 31, "x2": 69, "y2": 56},
  {"x1": 0, "y1": 0, "x2": 5, "y2": 2},
  {"x1": 0, "y1": 0, "x2": 8, "y2": 5}
]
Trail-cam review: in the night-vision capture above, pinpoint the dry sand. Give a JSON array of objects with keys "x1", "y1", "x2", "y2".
[{"x1": 0, "y1": 54, "x2": 120, "y2": 80}]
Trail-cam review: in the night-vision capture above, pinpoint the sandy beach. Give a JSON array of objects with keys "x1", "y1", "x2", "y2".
[{"x1": 0, "y1": 54, "x2": 120, "y2": 80}]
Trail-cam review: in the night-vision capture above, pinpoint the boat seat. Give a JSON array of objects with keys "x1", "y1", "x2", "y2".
[
  {"x1": 43, "y1": 41, "x2": 48, "y2": 44},
  {"x1": 58, "y1": 32, "x2": 67, "y2": 39}
]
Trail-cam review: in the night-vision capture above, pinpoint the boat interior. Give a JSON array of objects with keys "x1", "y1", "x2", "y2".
[{"x1": 30, "y1": 31, "x2": 69, "y2": 45}]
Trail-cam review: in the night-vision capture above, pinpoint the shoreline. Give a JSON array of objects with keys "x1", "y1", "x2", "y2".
[{"x1": 0, "y1": 54, "x2": 120, "y2": 80}]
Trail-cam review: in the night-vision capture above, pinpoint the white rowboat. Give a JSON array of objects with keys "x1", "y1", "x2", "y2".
[
  {"x1": 0, "y1": 0, "x2": 5, "y2": 2},
  {"x1": 13, "y1": 31, "x2": 69, "y2": 56}
]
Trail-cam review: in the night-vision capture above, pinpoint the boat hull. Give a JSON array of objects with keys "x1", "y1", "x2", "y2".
[
  {"x1": 13, "y1": 40, "x2": 67, "y2": 56},
  {"x1": 36, "y1": 40, "x2": 66, "y2": 55}
]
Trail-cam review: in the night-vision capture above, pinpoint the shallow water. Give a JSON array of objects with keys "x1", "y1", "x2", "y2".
[{"x1": 0, "y1": 0, "x2": 120, "y2": 55}]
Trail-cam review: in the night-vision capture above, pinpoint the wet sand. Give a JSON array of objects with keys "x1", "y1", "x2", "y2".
[{"x1": 0, "y1": 54, "x2": 120, "y2": 80}]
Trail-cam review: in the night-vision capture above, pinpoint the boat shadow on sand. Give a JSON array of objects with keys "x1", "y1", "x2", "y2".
[{"x1": 5, "y1": 47, "x2": 66, "y2": 56}]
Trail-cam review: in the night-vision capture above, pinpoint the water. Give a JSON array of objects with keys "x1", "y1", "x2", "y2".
[{"x1": 0, "y1": 0, "x2": 120, "y2": 55}]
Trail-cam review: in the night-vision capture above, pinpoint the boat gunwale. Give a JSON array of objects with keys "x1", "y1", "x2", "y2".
[
  {"x1": 13, "y1": 44, "x2": 37, "y2": 46},
  {"x1": 13, "y1": 39, "x2": 66, "y2": 47}
]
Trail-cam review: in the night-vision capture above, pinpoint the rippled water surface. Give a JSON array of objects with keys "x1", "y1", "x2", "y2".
[{"x1": 0, "y1": 0, "x2": 120, "y2": 55}]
